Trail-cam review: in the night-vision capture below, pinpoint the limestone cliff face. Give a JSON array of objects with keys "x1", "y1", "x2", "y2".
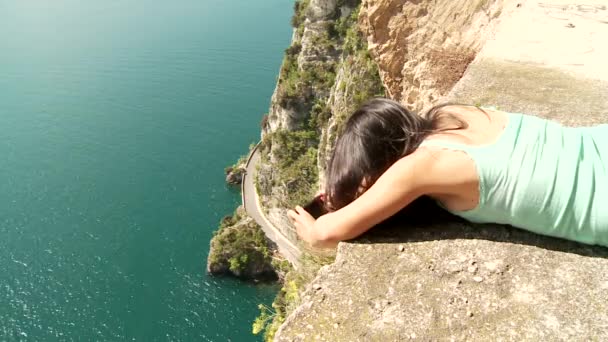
[
  {"x1": 359, "y1": 0, "x2": 506, "y2": 111},
  {"x1": 256, "y1": 0, "x2": 384, "y2": 244},
  {"x1": 264, "y1": 0, "x2": 342, "y2": 134},
  {"x1": 274, "y1": 0, "x2": 608, "y2": 340}
]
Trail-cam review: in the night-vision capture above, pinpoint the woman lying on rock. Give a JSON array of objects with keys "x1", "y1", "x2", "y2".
[{"x1": 287, "y1": 98, "x2": 608, "y2": 248}]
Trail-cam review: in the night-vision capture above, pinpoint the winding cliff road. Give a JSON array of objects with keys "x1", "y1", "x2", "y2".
[{"x1": 242, "y1": 144, "x2": 301, "y2": 268}]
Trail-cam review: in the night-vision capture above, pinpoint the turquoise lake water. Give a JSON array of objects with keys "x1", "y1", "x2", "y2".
[{"x1": 0, "y1": 0, "x2": 292, "y2": 340}]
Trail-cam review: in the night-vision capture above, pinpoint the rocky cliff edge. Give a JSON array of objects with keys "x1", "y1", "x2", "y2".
[{"x1": 275, "y1": 1, "x2": 608, "y2": 340}]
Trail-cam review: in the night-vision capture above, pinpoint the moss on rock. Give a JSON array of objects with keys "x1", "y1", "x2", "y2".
[
  {"x1": 252, "y1": 252, "x2": 336, "y2": 341},
  {"x1": 207, "y1": 208, "x2": 277, "y2": 281}
]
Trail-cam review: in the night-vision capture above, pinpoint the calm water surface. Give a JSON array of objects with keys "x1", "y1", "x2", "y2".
[{"x1": 0, "y1": 0, "x2": 292, "y2": 340}]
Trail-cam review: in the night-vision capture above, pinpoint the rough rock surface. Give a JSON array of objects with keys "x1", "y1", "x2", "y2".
[
  {"x1": 317, "y1": 37, "x2": 386, "y2": 187},
  {"x1": 259, "y1": 0, "x2": 344, "y2": 236},
  {"x1": 359, "y1": 0, "x2": 508, "y2": 111},
  {"x1": 207, "y1": 209, "x2": 278, "y2": 282},
  {"x1": 257, "y1": 0, "x2": 381, "y2": 243},
  {"x1": 264, "y1": 0, "x2": 344, "y2": 134},
  {"x1": 275, "y1": 1, "x2": 608, "y2": 340},
  {"x1": 225, "y1": 165, "x2": 245, "y2": 185},
  {"x1": 276, "y1": 221, "x2": 608, "y2": 341}
]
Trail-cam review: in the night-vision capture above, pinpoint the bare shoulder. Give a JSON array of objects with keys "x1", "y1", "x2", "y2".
[
  {"x1": 406, "y1": 144, "x2": 479, "y2": 196},
  {"x1": 434, "y1": 105, "x2": 508, "y2": 126},
  {"x1": 436, "y1": 104, "x2": 501, "y2": 114}
]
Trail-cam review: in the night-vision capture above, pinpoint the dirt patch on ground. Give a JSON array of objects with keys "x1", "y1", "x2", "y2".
[{"x1": 428, "y1": 48, "x2": 476, "y2": 94}]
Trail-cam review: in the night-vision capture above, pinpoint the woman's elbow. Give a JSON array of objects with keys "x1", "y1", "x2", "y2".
[
  {"x1": 311, "y1": 214, "x2": 359, "y2": 248},
  {"x1": 310, "y1": 215, "x2": 340, "y2": 247}
]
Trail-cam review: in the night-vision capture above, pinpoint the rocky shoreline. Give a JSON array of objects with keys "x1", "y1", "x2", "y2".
[
  {"x1": 224, "y1": 156, "x2": 246, "y2": 186},
  {"x1": 207, "y1": 206, "x2": 278, "y2": 282}
]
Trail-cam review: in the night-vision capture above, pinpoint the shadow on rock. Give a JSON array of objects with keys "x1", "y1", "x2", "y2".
[{"x1": 358, "y1": 196, "x2": 608, "y2": 259}]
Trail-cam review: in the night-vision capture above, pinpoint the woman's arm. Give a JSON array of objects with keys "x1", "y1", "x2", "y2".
[{"x1": 289, "y1": 151, "x2": 437, "y2": 247}]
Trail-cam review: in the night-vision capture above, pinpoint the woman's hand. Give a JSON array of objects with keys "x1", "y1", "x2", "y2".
[
  {"x1": 287, "y1": 206, "x2": 319, "y2": 245},
  {"x1": 288, "y1": 206, "x2": 338, "y2": 248}
]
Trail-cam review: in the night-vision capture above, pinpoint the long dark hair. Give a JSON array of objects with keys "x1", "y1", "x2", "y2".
[{"x1": 325, "y1": 98, "x2": 468, "y2": 211}]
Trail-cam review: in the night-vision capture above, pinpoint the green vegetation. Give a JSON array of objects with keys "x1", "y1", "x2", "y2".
[
  {"x1": 277, "y1": 0, "x2": 342, "y2": 110},
  {"x1": 209, "y1": 0, "x2": 387, "y2": 338},
  {"x1": 224, "y1": 154, "x2": 247, "y2": 174},
  {"x1": 276, "y1": 52, "x2": 301, "y2": 107},
  {"x1": 262, "y1": 129, "x2": 319, "y2": 208},
  {"x1": 260, "y1": 114, "x2": 269, "y2": 129},
  {"x1": 310, "y1": 29, "x2": 337, "y2": 53},
  {"x1": 332, "y1": 8, "x2": 385, "y2": 135},
  {"x1": 248, "y1": 1, "x2": 387, "y2": 339},
  {"x1": 341, "y1": 8, "x2": 365, "y2": 55},
  {"x1": 208, "y1": 210, "x2": 275, "y2": 279},
  {"x1": 252, "y1": 253, "x2": 335, "y2": 341},
  {"x1": 254, "y1": 0, "x2": 386, "y2": 218},
  {"x1": 276, "y1": 2, "x2": 384, "y2": 131},
  {"x1": 291, "y1": 0, "x2": 311, "y2": 28},
  {"x1": 276, "y1": 47, "x2": 337, "y2": 109},
  {"x1": 351, "y1": 55, "x2": 384, "y2": 108},
  {"x1": 330, "y1": 4, "x2": 358, "y2": 39},
  {"x1": 336, "y1": 0, "x2": 360, "y2": 9},
  {"x1": 285, "y1": 42, "x2": 302, "y2": 57},
  {"x1": 260, "y1": 0, "x2": 385, "y2": 211},
  {"x1": 308, "y1": 98, "x2": 332, "y2": 131}
]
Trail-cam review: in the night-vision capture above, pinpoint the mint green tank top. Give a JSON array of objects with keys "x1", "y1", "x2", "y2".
[{"x1": 420, "y1": 113, "x2": 608, "y2": 247}]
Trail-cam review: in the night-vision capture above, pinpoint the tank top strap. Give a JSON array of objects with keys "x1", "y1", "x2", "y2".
[
  {"x1": 418, "y1": 139, "x2": 475, "y2": 153},
  {"x1": 418, "y1": 113, "x2": 524, "y2": 154}
]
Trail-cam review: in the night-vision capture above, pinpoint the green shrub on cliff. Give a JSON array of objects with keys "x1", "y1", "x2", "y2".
[
  {"x1": 291, "y1": 0, "x2": 310, "y2": 28},
  {"x1": 302, "y1": 62, "x2": 337, "y2": 91},
  {"x1": 330, "y1": 3, "x2": 358, "y2": 39},
  {"x1": 309, "y1": 98, "x2": 332, "y2": 130},
  {"x1": 250, "y1": 1, "x2": 386, "y2": 339},
  {"x1": 261, "y1": 0, "x2": 385, "y2": 212},
  {"x1": 342, "y1": 9, "x2": 365, "y2": 55},
  {"x1": 277, "y1": 50, "x2": 337, "y2": 108},
  {"x1": 333, "y1": 8, "x2": 385, "y2": 134},
  {"x1": 265, "y1": 129, "x2": 319, "y2": 208},
  {"x1": 285, "y1": 42, "x2": 302, "y2": 57},
  {"x1": 277, "y1": 52, "x2": 300, "y2": 107},
  {"x1": 252, "y1": 252, "x2": 335, "y2": 341},
  {"x1": 278, "y1": 0, "x2": 340, "y2": 109},
  {"x1": 224, "y1": 154, "x2": 247, "y2": 174},
  {"x1": 208, "y1": 211, "x2": 276, "y2": 281}
]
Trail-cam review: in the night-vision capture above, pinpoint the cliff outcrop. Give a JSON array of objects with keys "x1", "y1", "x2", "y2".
[
  {"x1": 225, "y1": 163, "x2": 246, "y2": 186},
  {"x1": 276, "y1": 224, "x2": 608, "y2": 340},
  {"x1": 207, "y1": 207, "x2": 278, "y2": 281},
  {"x1": 256, "y1": 0, "x2": 384, "y2": 244},
  {"x1": 359, "y1": 0, "x2": 507, "y2": 111},
  {"x1": 274, "y1": 0, "x2": 608, "y2": 340}
]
